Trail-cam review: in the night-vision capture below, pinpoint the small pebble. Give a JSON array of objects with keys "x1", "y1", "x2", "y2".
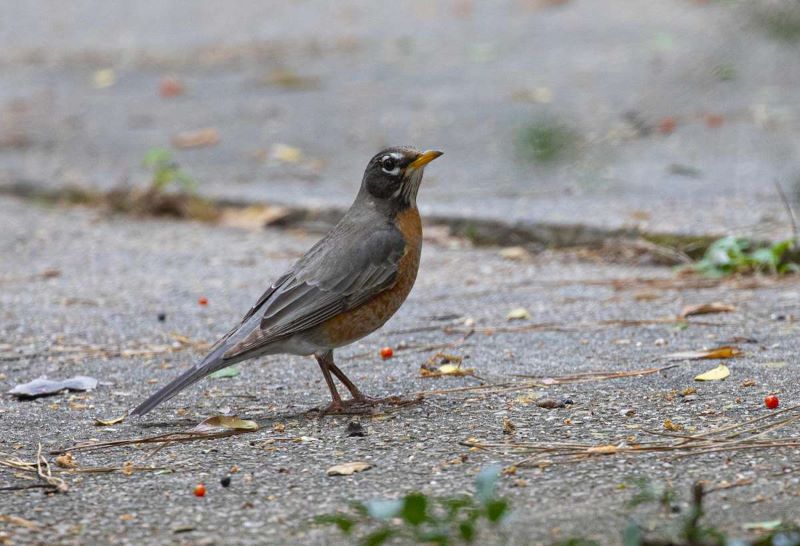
[
  {"x1": 157, "y1": 313, "x2": 166, "y2": 322},
  {"x1": 346, "y1": 421, "x2": 366, "y2": 437},
  {"x1": 220, "y1": 476, "x2": 231, "y2": 488}
]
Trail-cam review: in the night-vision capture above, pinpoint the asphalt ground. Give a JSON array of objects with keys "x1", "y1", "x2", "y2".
[{"x1": 1, "y1": 196, "x2": 799, "y2": 544}]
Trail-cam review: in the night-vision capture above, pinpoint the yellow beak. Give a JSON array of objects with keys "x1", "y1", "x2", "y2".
[{"x1": 409, "y1": 150, "x2": 443, "y2": 170}]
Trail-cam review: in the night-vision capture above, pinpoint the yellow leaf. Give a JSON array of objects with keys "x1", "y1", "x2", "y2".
[
  {"x1": 663, "y1": 419, "x2": 684, "y2": 432},
  {"x1": 694, "y1": 364, "x2": 730, "y2": 381},
  {"x1": 506, "y1": 308, "x2": 531, "y2": 321},
  {"x1": 273, "y1": 144, "x2": 303, "y2": 163},
  {"x1": 94, "y1": 414, "x2": 126, "y2": 426}
]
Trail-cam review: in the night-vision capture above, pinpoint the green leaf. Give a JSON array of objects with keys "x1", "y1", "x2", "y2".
[
  {"x1": 362, "y1": 528, "x2": 393, "y2": 546},
  {"x1": 143, "y1": 148, "x2": 172, "y2": 167},
  {"x1": 459, "y1": 521, "x2": 476, "y2": 541},
  {"x1": 474, "y1": 465, "x2": 502, "y2": 504},
  {"x1": 485, "y1": 499, "x2": 508, "y2": 523},
  {"x1": 401, "y1": 493, "x2": 428, "y2": 526},
  {"x1": 366, "y1": 499, "x2": 403, "y2": 520},
  {"x1": 209, "y1": 366, "x2": 239, "y2": 379},
  {"x1": 622, "y1": 521, "x2": 643, "y2": 546},
  {"x1": 314, "y1": 514, "x2": 355, "y2": 534}
]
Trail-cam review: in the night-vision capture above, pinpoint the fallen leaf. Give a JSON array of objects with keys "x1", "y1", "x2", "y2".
[
  {"x1": 121, "y1": 461, "x2": 134, "y2": 476},
  {"x1": 679, "y1": 302, "x2": 735, "y2": 319},
  {"x1": 536, "y1": 398, "x2": 566, "y2": 409},
  {"x1": 55, "y1": 453, "x2": 77, "y2": 469},
  {"x1": 419, "y1": 353, "x2": 475, "y2": 378},
  {"x1": 192, "y1": 415, "x2": 259, "y2": 433},
  {"x1": 498, "y1": 247, "x2": 529, "y2": 261},
  {"x1": 94, "y1": 414, "x2": 126, "y2": 426},
  {"x1": 694, "y1": 365, "x2": 730, "y2": 382},
  {"x1": 740, "y1": 379, "x2": 757, "y2": 387},
  {"x1": 92, "y1": 68, "x2": 115, "y2": 89},
  {"x1": 272, "y1": 144, "x2": 303, "y2": 163},
  {"x1": 209, "y1": 366, "x2": 239, "y2": 379},
  {"x1": 664, "y1": 346, "x2": 741, "y2": 361},
  {"x1": 506, "y1": 308, "x2": 531, "y2": 321},
  {"x1": 663, "y1": 419, "x2": 684, "y2": 431},
  {"x1": 326, "y1": 461, "x2": 372, "y2": 476},
  {"x1": 742, "y1": 520, "x2": 782, "y2": 531},
  {"x1": 9, "y1": 376, "x2": 98, "y2": 398},
  {"x1": 172, "y1": 128, "x2": 220, "y2": 149},
  {"x1": 502, "y1": 417, "x2": 516, "y2": 435}
]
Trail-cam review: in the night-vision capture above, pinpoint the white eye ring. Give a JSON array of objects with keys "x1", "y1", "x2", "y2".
[{"x1": 381, "y1": 156, "x2": 401, "y2": 176}]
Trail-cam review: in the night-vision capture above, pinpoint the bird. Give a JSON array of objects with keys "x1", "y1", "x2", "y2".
[{"x1": 131, "y1": 146, "x2": 443, "y2": 416}]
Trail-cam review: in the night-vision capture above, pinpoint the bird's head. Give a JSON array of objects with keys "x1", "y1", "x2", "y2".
[{"x1": 359, "y1": 147, "x2": 443, "y2": 211}]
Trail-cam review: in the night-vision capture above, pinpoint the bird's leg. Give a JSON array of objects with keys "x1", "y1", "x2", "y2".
[
  {"x1": 327, "y1": 361, "x2": 373, "y2": 403},
  {"x1": 315, "y1": 351, "x2": 344, "y2": 412}
]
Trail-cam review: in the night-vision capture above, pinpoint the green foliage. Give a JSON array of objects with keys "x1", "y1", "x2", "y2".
[
  {"x1": 516, "y1": 120, "x2": 576, "y2": 164},
  {"x1": 143, "y1": 148, "x2": 196, "y2": 192},
  {"x1": 691, "y1": 236, "x2": 798, "y2": 277},
  {"x1": 314, "y1": 465, "x2": 509, "y2": 545}
]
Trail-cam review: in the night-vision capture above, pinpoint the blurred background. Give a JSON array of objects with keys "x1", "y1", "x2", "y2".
[{"x1": 2, "y1": 0, "x2": 799, "y2": 242}]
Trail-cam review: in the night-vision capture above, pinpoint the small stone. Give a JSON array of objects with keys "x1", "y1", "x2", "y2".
[
  {"x1": 157, "y1": 313, "x2": 166, "y2": 322},
  {"x1": 220, "y1": 476, "x2": 231, "y2": 488},
  {"x1": 620, "y1": 408, "x2": 636, "y2": 417},
  {"x1": 345, "y1": 421, "x2": 366, "y2": 437}
]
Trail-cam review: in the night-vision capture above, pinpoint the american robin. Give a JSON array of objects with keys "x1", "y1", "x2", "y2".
[{"x1": 131, "y1": 146, "x2": 442, "y2": 416}]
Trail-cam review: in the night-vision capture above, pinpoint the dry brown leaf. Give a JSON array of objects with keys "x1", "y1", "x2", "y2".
[
  {"x1": 192, "y1": 415, "x2": 259, "y2": 433},
  {"x1": 172, "y1": 128, "x2": 220, "y2": 149},
  {"x1": 55, "y1": 453, "x2": 77, "y2": 469},
  {"x1": 679, "y1": 302, "x2": 736, "y2": 319},
  {"x1": 326, "y1": 461, "x2": 372, "y2": 476},
  {"x1": 94, "y1": 414, "x2": 126, "y2": 426},
  {"x1": 664, "y1": 346, "x2": 741, "y2": 361}
]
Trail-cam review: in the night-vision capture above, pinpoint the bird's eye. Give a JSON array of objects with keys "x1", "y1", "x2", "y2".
[{"x1": 381, "y1": 156, "x2": 397, "y2": 173}]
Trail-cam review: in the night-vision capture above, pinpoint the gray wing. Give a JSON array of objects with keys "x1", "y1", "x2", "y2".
[
  {"x1": 130, "y1": 223, "x2": 405, "y2": 417},
  {"x1": 222, "y1": 224, "x2": 406, "y2": 359}
]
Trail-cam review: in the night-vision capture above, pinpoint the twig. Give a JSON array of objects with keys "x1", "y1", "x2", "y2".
[{"x1": 35, "y1": 444, "x2": 68, "y2": 493}]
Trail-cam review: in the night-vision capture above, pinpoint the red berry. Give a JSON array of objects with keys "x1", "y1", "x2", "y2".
[
  {"x1": 704, "y1": 113, "x2": 724, "y2": 128},
  {"x1": 159, "y1": 76, "x2": 185, "y2": 98},
  {"x1": 380, "y1": 346, "x2": 394, "y2": 359},
  {"x1": 765, "y1": 395, "x2": 779, "y2": 409},
  {"x1": 658, "y1": 117, "x2": 677, "y2": 135},
  {"x1": 198, "y1": 297, "x2": 208, "y2": 306},
  {"x1": 193, "y1": 483, "x2": 206, "y2": 497}
]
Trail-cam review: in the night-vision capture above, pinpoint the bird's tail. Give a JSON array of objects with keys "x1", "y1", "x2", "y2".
[{"x1": 130, "y1": 341, "x2": 234, "y2": 417}]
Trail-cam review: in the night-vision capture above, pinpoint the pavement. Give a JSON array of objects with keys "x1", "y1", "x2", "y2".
[
  {"x1": 2, "y1": 0, "x2": 800, "y2": 242},
  {"x1": 1, "y1": 195, "x2": 799, "y2": 545}
]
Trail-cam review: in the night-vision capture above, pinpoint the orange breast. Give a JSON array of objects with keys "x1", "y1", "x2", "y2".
[{"x1": 318, "y1": 207, "x2": 422, "y2": 346}]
